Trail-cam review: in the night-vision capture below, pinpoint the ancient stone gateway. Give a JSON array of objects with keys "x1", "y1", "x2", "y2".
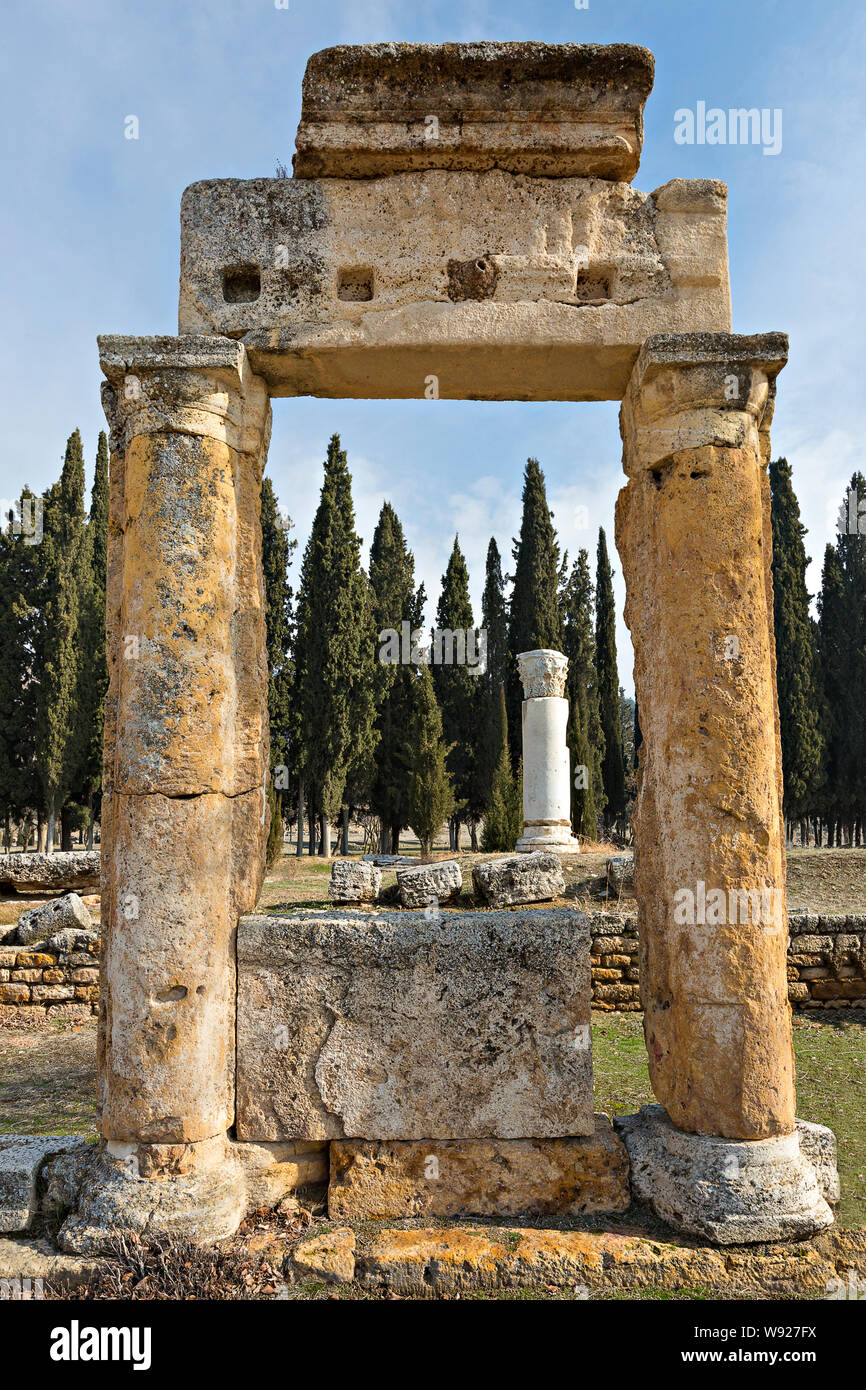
[{"x1": 81, "y1": 43, "x2": 837, "y2": 1249}]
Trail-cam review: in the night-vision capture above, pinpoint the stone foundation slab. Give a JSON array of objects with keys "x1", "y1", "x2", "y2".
[{"x1": 328, "y1": 1115, "x2": 629, "y2": 1220}]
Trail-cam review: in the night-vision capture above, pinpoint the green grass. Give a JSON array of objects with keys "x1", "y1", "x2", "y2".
[{"x1": 592, "y1": 1010, "x2": 866, "y2": 1229}]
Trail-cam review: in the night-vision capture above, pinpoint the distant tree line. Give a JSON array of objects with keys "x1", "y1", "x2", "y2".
[
  {"x1": 0, "y1": 430, "x2": 108, "y2": 851},
  {"x1": 18, "y1": 435, "x2": 861, "y2": 860},
  {"x1": 770, "y1": 464, "x2": 866, "y2": 845},
  {"x1": 262, "y1": 438, "x2": 631, "y2": 860}
]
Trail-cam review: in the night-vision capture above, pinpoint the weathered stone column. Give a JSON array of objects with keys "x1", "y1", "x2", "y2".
[
  {"x1": 71, "y1": 337, "x2": 271, "y2": 1245},
  {"x1": 613, "y1": 333, "x2": 836, "y2": 1241},
  {"x1": 515, "y1": 650, "x2": 580, "y2": 854}
]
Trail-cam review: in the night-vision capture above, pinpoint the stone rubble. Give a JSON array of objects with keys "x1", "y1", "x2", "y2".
[
  {"x1": 396, "y1": 859, "x2": 462, "y2": 908},
  {"x1": 471, "y1": 851, "x2": 565, "y2": 907},
  {"x1": 16, "y1": 893, "x2": 93, "y2": 946},
  {"x1": 328, "y1": 859, "x2": 382, "y2": 904}
]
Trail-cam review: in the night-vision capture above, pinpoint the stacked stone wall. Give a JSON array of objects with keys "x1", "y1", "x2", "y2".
[
  {"x1": 0, "y1": 939, "x2": 99, "y2": 1024},
  {"x1": 590, "y1": 912, "x2": 866, "y2": 1011}
]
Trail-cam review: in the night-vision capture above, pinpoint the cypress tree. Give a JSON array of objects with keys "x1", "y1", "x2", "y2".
[
  {"x1": 595, "y1": 528, "x2": 626, "y2": 832},
  {"x1": 474, "y1": 537, "x2": 509, "y2": 829},
  {"x1": 506, "y1": 459, "x2": 563, "y2": 762},
  {"x1": 769, "y1": 457, "x2": 825, "y2": 832},
  {"x1": 408, "y1": 665, "x2": 454, "y2": 858},
  {"x1": 35, "y1": 430, "x2": 89, "y2": 850},
  {"x1": 433, "y1": 535, "x2": 476, "y2": 848},
  {"x1": 481, "y1": 685, "x2": 522, "y2": 851},
  {"x1": 560, "y1": 549, "x2": 605, "y2": 840},
  {"x1": 817, "y1": 544, "x2": 847, "y2": 842},
  {"x1": 260, "y1": 476, "x2": 295, "y2": 865},
  {"x1": 818, "y1": 473, "x2": 866, "y2": 843},
  {"x1": 77, "y1": 431, "x2": 110, "y2": 846},
  {"x1": 0, "y1": 492, "x2": 40, "y2": 843},
  {"x1": 293, "y1": 435, "x2": 377, "y2": 856},
  {"x1": 369, "y1": 502, "x2": 418, "y2": 853}
]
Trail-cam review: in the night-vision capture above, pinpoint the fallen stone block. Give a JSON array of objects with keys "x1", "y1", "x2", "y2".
[
  {"x1": 605, "y1": 855, "x2": 634, "y2": 893},
  {"x1": 0, "y1": 1236, "x2": 100, "y2": 1292},
  {"x1": 45, "y1": 928, "x2": 100, "y2": 955},
  {"x1": 0, "y1": 1135, "x2": 90, "y2": 1233},
  {"x1": 0, "y1": 852, "x2": 100, "y2": 895},
  {"x1": 328, "y1": 860, "x2": 381, "y2": 904},
  {"x1": 396, "y1": 859, "x2": 462, "y2": 908},
  {"x1": 471, "y1": 852, "x2": 564, "y2": 907},
  {"x1": 236, "y1": 908, "x2": 592, "y2": 1141},
  {"x1": 328, "y1": 1115, "x2": 629, "y2": 1220},
  {"x1": 17, "y1": 894, "x2": 93, "y2": 946},
  {"x1": 289, "y1": 1228, "x2": 355, "y2": 1284}
]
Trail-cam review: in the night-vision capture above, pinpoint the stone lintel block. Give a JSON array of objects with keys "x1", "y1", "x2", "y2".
[
  {"x1": 236, "y1": 908, "x2": 592, "y2": 1141},
  {"x1": 615, "y1": 1105, "x2": 835, "y2": 1245},
  {"x1": 328, "y1": 1115, "x2": 629, "y2": 1220},
  {"x1": 621, "y1": 331, "x2": 788, "y2": 472},
  {"x1": 178, "y1": 172, "x2": 731, "y2": 400},
  {"x1": 294, "y1": 43, "x2": 654, "y2": 181},
  {"x1": 0, "y1": 1135, "x2": 89, "y2": 1233}
]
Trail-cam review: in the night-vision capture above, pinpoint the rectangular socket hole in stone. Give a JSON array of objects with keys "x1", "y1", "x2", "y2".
[
  {"x1": 222, "y1": 264, "x2": 261, "y2": 303},
  {"x1": 574, "y1": 267, "x2": 614, "y2": 304},
  {"x1": 337, "y1": 267, "x2": 374, "y2": 302}
]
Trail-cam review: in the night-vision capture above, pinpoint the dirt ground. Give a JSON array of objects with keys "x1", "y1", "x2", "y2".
[{"x1": 258, "y1": 843, "x2": 866, "y2": 916}]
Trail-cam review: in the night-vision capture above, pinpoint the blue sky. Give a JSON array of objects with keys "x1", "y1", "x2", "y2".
[{"x1": 2, "y1": 0, "x2": 864, "y2": 692}]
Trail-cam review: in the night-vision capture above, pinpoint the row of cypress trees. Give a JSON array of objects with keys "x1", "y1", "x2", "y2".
[
  {"x1": 0, "y1": 430, "x2": 650, "y2": 858},
  {"x1": 264, "y1": 439, "x2": 631, "y2": 857},
  {"x1": 0, "y1": 431, "x2": 108, "y2": 850},
  {"x1": 770, "y1": 465, "x2": 866, "y2": 844}
]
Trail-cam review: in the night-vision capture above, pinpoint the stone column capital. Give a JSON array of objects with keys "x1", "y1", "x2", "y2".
[
  {"x1": 620, "y1": 331, "x2": 787, "y2": 474},
  {"x1": 517, "y1": 648, "x2": 568, "y2": 699},
  {"x1": 98, "y1": 333, "x2": 271, "y2": 458}
]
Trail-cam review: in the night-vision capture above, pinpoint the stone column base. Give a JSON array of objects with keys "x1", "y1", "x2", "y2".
[
  {"x1": 53, "y1": 1136, "x2": 328, "y2": 1255},
  {"x1": 614, "y1": 1105, "x2": 838, "y2": 1245},
  {"x1": 515, "y1": 828, "x2": 581, "y2": 855}
]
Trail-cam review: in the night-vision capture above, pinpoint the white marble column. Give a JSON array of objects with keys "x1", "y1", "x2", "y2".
[{"x1": 515, "y1": 649, "x2": 580, "y2": 854}]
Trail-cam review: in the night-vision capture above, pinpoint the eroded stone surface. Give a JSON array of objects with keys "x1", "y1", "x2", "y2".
[
  {"x1": 294, "y1": 43, "x2": 654, "y2": 181},
  {"x1": 0, "y1": 852, "x2": 100, "y2": 895},
  {"x1": 328, "y1": 860, "x2": 381, "y2": 904},
  {"x1": 236, "y1": 908, "x2": 592, "y2": 1141},
  {"x1": 396, "y1": 859, "x2": 461, "y2": 908},
  {"x1": 328, "y1": 1116, "x2": 628, "y2": 1219},
  {"x1": 97, "y1": 338, "x2": 271, "y2": 1148},
  {"x1": 615, "y1": 1105, "x2": 835, "y2": 1244},
  {"x1": 290, "y1": 1227, "x2": 356, "y2": 1284},
  {"x1": 17, "y1": 894, "x2": 92, "y2": 946},
  {"x1": 472, "y1": 852, "x2": 565, "y2": 906},
  {"x1": 178, "y1": 175, "x2": 730, "y2": 401},
  {"x1": 0, "y1": 1135, "x2": 89, "y2": 1233},
  {"x1": 615, "y1": 332, "x2": 793, "y2": 1140}
]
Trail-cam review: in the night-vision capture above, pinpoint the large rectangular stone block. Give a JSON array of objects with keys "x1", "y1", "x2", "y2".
[
  {"x1": 328, "y1": 1117, "x2": 629, "y2": 1220},
  {"x1": 294, "y1": 43, "x2": 654, "y2": 181},
  {"x1": 236, "y1": 909, "x2": 593, "y2": 1141},
  {"x1": 178, "y1": 174, "x2": 730, "y2": 401}
]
